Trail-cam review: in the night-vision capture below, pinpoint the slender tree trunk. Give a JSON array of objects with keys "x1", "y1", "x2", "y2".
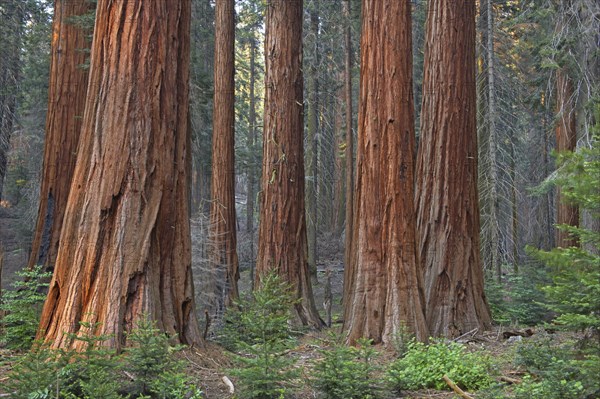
[
  {"x1": 333, "y1": 71, "x2": 345, "y2": 233},
  {"x1": 343, "y1": 0, "x2": 428, "y2": 345},
  {"x1": 246, "y1": 38, "x2": 257, "y2": 235},
  {"x1": 0, "y1": 3, "x2": 22, "y2": 201},
  {"x1": 415, "y1": 0, "x2": 491, "y2": 338},
  {"x1": 256, "y1": 0, "x2": 323, "y2": 328},
  {"x1": 306, "y1": 4, "x2": 319, "y2": 281},
  {"x1": 341, "y1": 0, "x2": 354, "y2": 310},
  {"x1": 38, "y1": 0, "x2": 201, "y2": 350},
  {"x1": 510, "y1": 134, "x2": 519, "y2": 273},
  {"x1": 319, "y1": 72, "x2": 336, "y2": 232},
  {"x1": 27, "y1": 0, "x2": 93, "y2": 272},
  {"x1": 208, "y1": 0, "x2": 239, "y2": 318},
  {"x1": 486, "y1": 0, "x2": 501, "y2": 282},
  {"x1": 247, "y1": 34, "x2": 257, "y2": 288},
  {"x1": 554, "y1": 68, "x2": 579, "y2": 248}
]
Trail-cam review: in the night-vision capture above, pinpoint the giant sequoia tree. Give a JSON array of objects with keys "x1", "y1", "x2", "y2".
[
  {"x1": 28, "y1": 0, "x2": 93, "y2": 271},
  {"x1": 415, "y1": 0, "x2": 491, "y2": 338},
  {"x1": 256, "y1": 0, "x2": 323, "y2": 328},
  {"x1": 208, "y1": 0, "x2": 239, "y2": 315},
  {"x1": 343, "y1": 0, "x2": 428, "y2": 344},
  {"x1": 38, "y1": 0, "x2": 201, "y2": 350}
]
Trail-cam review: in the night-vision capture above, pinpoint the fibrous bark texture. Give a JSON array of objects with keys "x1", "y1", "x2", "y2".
[
  {"x1": 343, "y1": 0, "x2": 428, "y2": 345},
  {"x1": 555, "y1": 68, "x2": 579, "y2": 248},
  {"x1": 208, "y1": 0, "x2": 239, "y2": 318},
  {"x1": 38, "y1": 0, "x2": 201, "y2": 350},
  {"x1": 256, "y1": 0, "x2": 323, "y2": 328},
  {"x1": 28, "y1": 0, "x2": 93, "y2": 272},
  {"x1": 415, "y1": 0, "x2": 491, "y2": 338}
]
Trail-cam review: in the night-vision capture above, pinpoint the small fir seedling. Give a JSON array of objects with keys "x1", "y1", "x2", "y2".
[
  {"x1": 226, "y1": 271, "x2": 299, "y2": 399},
  {"x1": 123, "y1": 315, "x2": 202, "y2": 399},
  {"x1": 0, "y1": 265, "x2": 52, "y2": 350}
]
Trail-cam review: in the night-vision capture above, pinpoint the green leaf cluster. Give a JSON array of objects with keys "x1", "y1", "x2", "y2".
[
  {"x1": 312, "y1": 336, "x2": 382, "y2": 399},
  {"x1": 511, "y1": 336, "x2": 599, "y2": 399},
  {"x1": 387, "y1": 339, "x2": 494, "y2": 392},
  {"x1": 0, "y1": 265, "x2": 52, "y2": 350}
]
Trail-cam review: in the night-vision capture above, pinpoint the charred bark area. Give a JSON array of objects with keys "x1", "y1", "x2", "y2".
[
  {"x1": 415, "y1": 0, "x2": 491, "y2": 338},
  {"x1": 208, "y1": 0, "x2": 239, "y2": 319},
  {"x1": 28, "y1": 0, "x2": 93, "y2": 272},
  {"x1": 256, "y1": 0, "x2": 323, "y2": 328},
  {"x1": 343, "y1": 0, "x2": 428, "y2": 345},
  {"x1": 555, "y1": 68, "x2": 579, "y2": 248},
  {"x1": 38, "y1": 0, "x2": 201, "y2": 350}
]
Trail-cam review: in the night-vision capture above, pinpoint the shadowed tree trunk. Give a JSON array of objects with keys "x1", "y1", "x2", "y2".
[
  {"x1": 38, "y1": 0, "x2": 201, "y2": 350},
  {"x1": 555, "y1": 68, "x2": 579, "y2": 248},
  {"x1": 256, "y1": 0, "x2": 323, "y2": 328},
  {"x1": 341, "y1": 0, "x2": 354, "y2": 310},
  {"x1": 247, "y1": 31, "x2": 257, "y2": 287},
  {"x1": 305, "y1": 4, "x2": 319, "y2": 281},
  {"x1": 27, "y1": 0, "x2": 93, "y2": 272},
  {"x1": 415, "y1": 0, "x2": 491, "y2": 338},
  {"x1": 0, "y1": 3, "x2": 23, "y2": 201},
  {"x1": 343, "y1": 0, "x2": 428, "y2": 345},
  {"x1": 208, "y1": 0, "x2": 239, "y2": 318}
]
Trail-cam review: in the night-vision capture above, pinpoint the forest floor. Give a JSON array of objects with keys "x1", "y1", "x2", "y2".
[
  {"x1": 178, "y1": 325, "x2": 546, "y2": 399},
  {"x1": 1, "y1": 324, "x2": 550, "y2": 399}
]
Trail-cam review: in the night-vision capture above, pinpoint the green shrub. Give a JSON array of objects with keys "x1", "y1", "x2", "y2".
[
  {"x1": 5, "y1": 318, "x2": 202, "y2": 399},
  {"x1": 528, "y1": 128, "x2": 600, "y2": 333},
  {"x1": 512, "y1": 335, "x2": 599, "y2": 399},
  {"x1": 312, "y1": 336, "x2": 382, "y2": 399},
  {"x1": 60, "y1": 321, "x2": 125, "y2": 399},
  {"x1": 0, "y1": 265, "x2": 52, "y2": 350},
  {"x1": 123, "y1": 316, "x2": 203, "y2": 399},
  {"x1": 387, "y1": 339, "x2": 494, "y2": 392},
  {"x1": 226, "y1": 272, "x2": 299, "y2": 399},
  {"x1": 485, "y1": 267, "x2": 551, "y2": 326},
  {"x1": 4, "y1": 341, "x2": 68, "y2": 399}
]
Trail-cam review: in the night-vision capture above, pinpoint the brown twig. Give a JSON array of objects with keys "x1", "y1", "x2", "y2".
[{"x1": 442, "y1": 375, "x2": 474, "y2": 399}]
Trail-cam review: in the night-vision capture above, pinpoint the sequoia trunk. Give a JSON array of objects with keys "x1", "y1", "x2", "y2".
[
  {"x1": 38, "y1": 0, "x2": 201, "y2": 350},
  {"x1": 28, "y1": 0, "x2": 93, "y2": 271},
  {"x1": 256, "y1": 0, "x2": 323, "y2": 328},
  {"x1": 208, "y1": 0, "x2": 239, "y2": 317},
  {"x1": 415, "y1": 0, "x2": 491, "y2": 338},
  {"x1": 343, "y1": 0, "x2": 428, "y2": 344},
  {"x1": 554, "y1": 68, "x2": 579, "y2": 248}
]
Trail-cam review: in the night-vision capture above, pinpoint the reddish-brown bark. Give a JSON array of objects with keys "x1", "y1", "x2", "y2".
[
  {"x1": 343, "y1": 0, "x2": 428, "y2": 345},
  {"x1": 256, "y1": 0, "x2": 323, "y2": 328},
  {"x1": 38, "y1": 0, "x2": 201, "y2": 350},
  {"x1": 555, "y1": 68, "x2": 579, "y2": 248},
  {"x1": 27, "y1": 0, "x2": 93, "y2": 271},
  {"x1": 208, "y1": 0, "x2": 239, "y2": 315},
  {"x1": 341, "y1": 0, "x2": 355, "y2": 313},
  {"x1": 415, "y1": 0, "x2": 491, "y2": 338}
]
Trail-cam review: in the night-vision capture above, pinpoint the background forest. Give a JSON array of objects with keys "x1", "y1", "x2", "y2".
[{"x1": 0, "y1": 0, "x2": 598, "y2": 398}]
